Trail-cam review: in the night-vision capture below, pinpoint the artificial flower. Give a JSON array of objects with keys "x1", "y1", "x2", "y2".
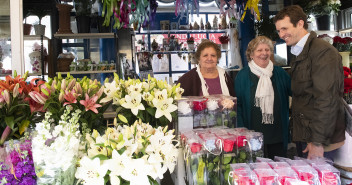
[
  {"x1": 178, "y1": 101, "x2": 192, "y2": 115},
  {"x1": 207, "y1": 99, "x2": 219, "y2": 111}
]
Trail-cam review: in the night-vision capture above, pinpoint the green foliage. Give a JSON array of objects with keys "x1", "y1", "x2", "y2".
[
  {"x1": 74, "y1": 0, "x2": 96, "y2": 16},
  {"x1": 255, "y1": 16, "x2": 280, "y2": 41},
  {"x1": 29, "y1": 8, "x2": 49, "y2": 24}
]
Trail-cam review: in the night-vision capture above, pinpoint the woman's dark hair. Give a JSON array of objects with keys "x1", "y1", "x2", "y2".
[
  {"x1": 195, "y1": 39, "x2": 221, "y2": 63},
  {"x1": 273, "y1": 5, "x2": 308, "y2": 30}
]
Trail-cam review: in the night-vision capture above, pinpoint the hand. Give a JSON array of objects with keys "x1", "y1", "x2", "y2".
[{"x1": 302, "y1": 142, "x2": 324, "y2": 159}]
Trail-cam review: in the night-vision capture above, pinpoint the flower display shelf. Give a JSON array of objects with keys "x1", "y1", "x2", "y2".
[{"x1": 56, "y1": 70, "x2": 116, "y2": 75}]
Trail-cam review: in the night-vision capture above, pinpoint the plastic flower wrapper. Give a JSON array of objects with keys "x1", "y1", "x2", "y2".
[
  {"x1": 292, "y1": 166, "x2": 320, "y2": 185},
  {"x1": 0, "y1": 138, "x2": 36, "y2": 185},
  {"x1": 32, "y1": 106, "x2": 81, "y2": 185},
  {"x1": 311, "y1": 164, "x2": 341, "y2": 185},
  {"x1": 286, "y1": 160, "x2": 310, "y2": 167},
  {"x1": 268, "y1": 161, "x2": 291, "y2": 169},
  {"x1": 177, "y1": 98, "x2": 194, "y2": 134},
  {"x1": 100, "y1": 73, "x2": 183, "y2": 128},
  {"x1": 230, "y1": 163, "x2": 251, "y2": 171},
  {"x1": 256, "y1": 157, "x2": 274, "y2": 163},
  {"x1": 284, "y1": 179, "x2": 311, "y2": 185},
  {"x1": 274, "y1": 168, "x2": 300, "y2": 185},
  {"x1": 247, "y1": 132, "x2": 264, "y2": 162},
  {"x1": 76, "y1": 119, "x2": 179, "y2": 185},
  {"x1": 253, "y1": 168, "x2": 279, "y2": 185},
  {"x1": 201, "y1": 133, "x2": 222, "y2": 185},
  {"x1": 220, "y1": 95, "x2": 237, "y2": 128},
  {"x1": 274, "y1": 156, "x2": 292, "y2": 162},
  {"x1": 194, "y1": 128, "x2": 210, "y2": 140},
  {"x1": 249, "y1": 162, "x2": 271, "y2": 170},
  {"x1": 234, "y1": 132, "x2": 252, "y2": 164},
  {"x1": 216, "y1": 133, "x2": 237, "y2": 185},
  {"x1": 229, "y1": 168, "x2": 259, "y2": 185},
  {"x1": 205, "y1": 95, "x2": 223, "y2": 127},
  {"x1": 180, "y1": 130, "x2": 196, "y2": 147},
  {"x1": 184, "y1": 134, "x2": 207, "y2": 185},
  {"x1": 192, "y1": 97, "x2": 208, "y2": 128}
]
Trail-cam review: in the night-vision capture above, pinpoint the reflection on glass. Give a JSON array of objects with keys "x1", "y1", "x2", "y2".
[{"x1": 0, "y1": 0, "x2": 11, "y2": 77}]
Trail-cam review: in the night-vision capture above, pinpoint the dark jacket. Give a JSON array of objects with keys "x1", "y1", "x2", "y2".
[
  {"x1": 178, "y1": 68, "x2": 236, "y2": 97},
  {"x1": 235, "y1": 65, "x2": 291, "y2": 149},
  {"x1": 290, "y1": 31, "x2": 345, "y2": 146}
]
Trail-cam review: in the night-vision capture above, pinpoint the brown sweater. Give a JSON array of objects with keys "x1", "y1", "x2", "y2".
[{"x1": 177, "y1": 68, "x2": 236, "y2": 97}]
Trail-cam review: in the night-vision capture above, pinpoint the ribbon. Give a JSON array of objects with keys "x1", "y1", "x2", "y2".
[
  {"x1": 175, "y1": 0, "x2": 199, "y2": 26},
  {"x1": 240, "y1": 0, "x2": 260, "y2": 22}
]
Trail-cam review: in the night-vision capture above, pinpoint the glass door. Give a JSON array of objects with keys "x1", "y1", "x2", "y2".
[{"x1": 0, "y1": 0, "x2": 11, "y2": 78}]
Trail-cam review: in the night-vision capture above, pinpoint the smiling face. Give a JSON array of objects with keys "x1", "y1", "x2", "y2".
[
  {"x1": 199, "y1": 47, "x2": 218, "y2": 70},
  {"x1": 251, "y1": 43, "x2": 271, "y2": 68},
  {"x1": 275, "y1": 16, "x2": 307, "y2": 46}
]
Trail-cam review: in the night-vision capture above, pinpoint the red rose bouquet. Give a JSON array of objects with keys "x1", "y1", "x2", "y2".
[
  {"x1": 343, "y1": 67, "x2": 352, "y2": 103},
  {"x1": 333, "y1": 36, "x2": 352, "y2": 52}
]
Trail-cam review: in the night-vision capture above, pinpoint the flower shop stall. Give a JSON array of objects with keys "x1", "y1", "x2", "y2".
[{"x1": 0, "y1": 71, "x2": 345, "y2": 185}]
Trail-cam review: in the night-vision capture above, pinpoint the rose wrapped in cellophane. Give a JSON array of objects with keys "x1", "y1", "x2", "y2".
[
  {"x1": 31, "y1": 106, "x2": 81, "y2": 185},
  {"x1": 100, "y1": 73, "x2": 183, "y2": 127},
  {"x1": 75, "y1": 119, "x2": 179, "y2": 185}
]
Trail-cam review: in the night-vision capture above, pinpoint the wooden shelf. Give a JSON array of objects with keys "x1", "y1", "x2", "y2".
[
  {"x1": 136, "y1": 29, "x2": 228, "y2": 34},
  {"x1": 56, "y1": 70, "x2": 116, "y2": 75},
  {"x1": 54, "y1": 33, "x2": 116, "y2": 39}
]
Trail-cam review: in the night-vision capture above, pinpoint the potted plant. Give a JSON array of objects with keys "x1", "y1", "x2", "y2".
[
  {"x1": 30, "y1": 8, "x2": 49, "y2": 35},
  {"x1": 74, "y1": 0, "x2": 96, "y2": 33},
  {"x1": 23, "y1": 8, "x2": 32, "y2": 35},
  {"x1": 297, "y1": 0, "x2": 341, "y2": 30},
  {"x1": 254, "y1": 16, "x2": 279, "y2": 41},
  {"x1": 218, "y1": 35, "x2": 230, "y2": 50}
]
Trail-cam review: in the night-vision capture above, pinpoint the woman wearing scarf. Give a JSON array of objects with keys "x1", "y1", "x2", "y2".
[
  {"x1": 178, "y1": 39, "x2": 236, "y2": 97},
  {"x1": 235, "y1": 36, "x2": 291, "y2": 159}
]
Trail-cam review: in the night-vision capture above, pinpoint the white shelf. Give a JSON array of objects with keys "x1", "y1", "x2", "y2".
[
  {"x1": 54, "y1": 33, "x2": 116, "y2": 39},
  {"x1": 56, "y1": 70, "x2": 116, "y2": 75},
  {"x1": 24, "y1": 35, "x2": 50, "y2": 40}
]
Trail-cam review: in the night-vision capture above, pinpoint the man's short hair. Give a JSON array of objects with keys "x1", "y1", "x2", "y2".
[{"x1": 273, "y1": 5, "x2": 308, "y2": 29}]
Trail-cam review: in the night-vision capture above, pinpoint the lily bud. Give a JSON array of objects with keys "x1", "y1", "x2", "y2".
[
  {"x1": 61, "y1": 79, "x2": 67, "y2": 90},
  {"x1": 2, "y1": 90, "x2": 10, "y2": 106},
  {"x1": 59, "y1": 90, "x2": 65, "y2": 103},
  {"x1": 75, "y1": 83, "x2": 83, "y2": 95},
  {"x1": 0, "y1": 126, "x2": 11, "y2": 146},
  {"x1": 67, "y1": 79, "x2": 76, "y2": 90},
  {"x1": 13, "y1": 83, "x2": 19, "y2": 98},
  {"x1": 96, "y1": 86, "x2": 104, "y2": 99}
]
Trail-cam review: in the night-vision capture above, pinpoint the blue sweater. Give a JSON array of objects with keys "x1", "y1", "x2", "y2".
[{"x1": 235, "y1": 66, "x2": 291, "y2": 149}]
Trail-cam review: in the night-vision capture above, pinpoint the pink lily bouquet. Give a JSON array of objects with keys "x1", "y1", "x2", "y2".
[
  {"x1": 100, "y1": 73, "x2": 184, "y2": 127},
  {"x1": 29, "y1": 73, "x2": 108, "y2": 134},
  {"x1": 0, "y1": 71, "x2": 45, "y2": 146}
]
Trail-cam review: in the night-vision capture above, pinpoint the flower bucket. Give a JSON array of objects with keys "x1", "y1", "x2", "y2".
[
  {"x1": 340, "y1": 52, "x2": 350, "y2": 67},
  {"x1": 188, "y1": 43, "x2": 195, "y2": 51},
  {"x1": 34, "y1": 24, "x2": 46, "y2": 36},
  {"x1": 315, "y1": 14, "x2": 331, "y2": 31},
  {"x1": 221, "y1": 43, "x2": 228, "y2": 50}
]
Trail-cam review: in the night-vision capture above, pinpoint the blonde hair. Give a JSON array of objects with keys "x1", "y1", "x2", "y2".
[{"x1": 246, "y1": 36, "x2": 274, "y2": 62}]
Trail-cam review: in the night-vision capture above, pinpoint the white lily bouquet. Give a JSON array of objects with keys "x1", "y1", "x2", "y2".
[
  {"x1": 75, "y1": 119, "x2": 179, "y2": 185},
  {"x1": 32, "y1": 106, "x2": 82, "y2": 185},
  {"x1": 100, "y1": 74, "x2": 184, "y2": 127}
]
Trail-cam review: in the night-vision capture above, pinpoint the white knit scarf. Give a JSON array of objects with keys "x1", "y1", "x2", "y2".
[
  {"x1": 248, "y1": 60, "x2": 274, "y2": 124},
  {"x1": 196, "y1": 66, "x2": 230, "y2": 96}
]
